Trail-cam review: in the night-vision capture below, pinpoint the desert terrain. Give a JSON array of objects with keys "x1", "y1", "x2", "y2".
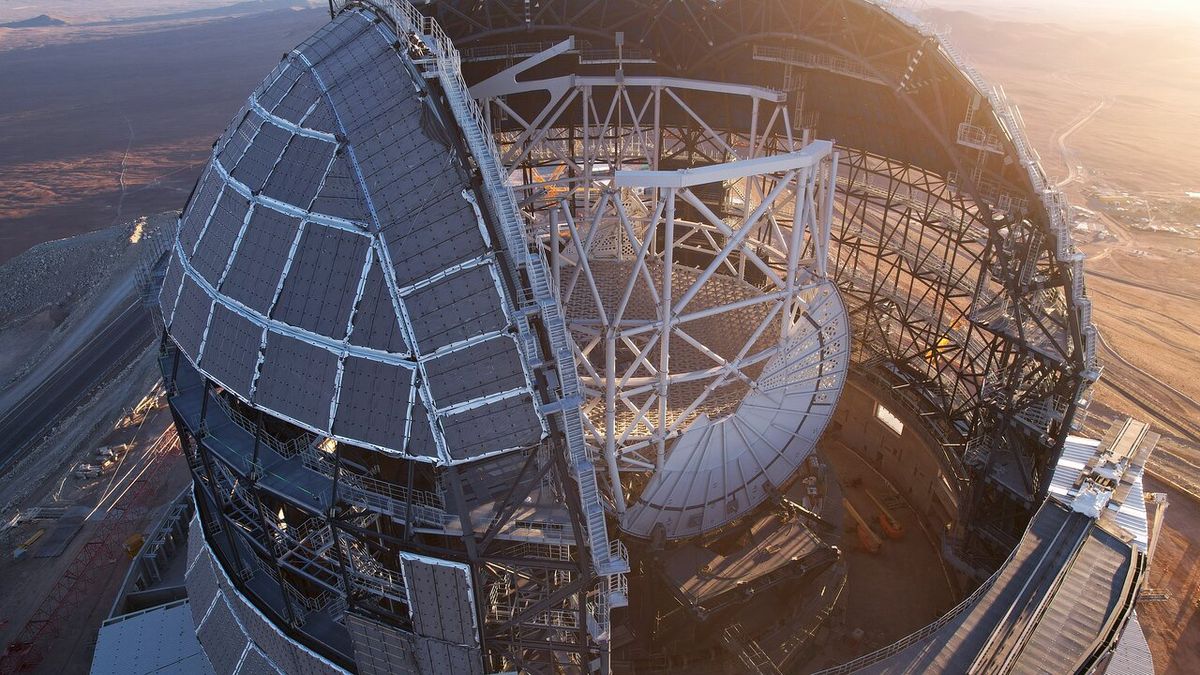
[{"x1": 0, "y1": 1, "x2": 327, "y2": 264}]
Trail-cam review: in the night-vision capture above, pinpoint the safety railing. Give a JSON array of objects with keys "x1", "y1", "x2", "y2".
[
  {"x1": 753, "y1": 44, "x2": 886, "y2": 86},
  {"x1": 488, "y1": 579, "x2": 582, "y2": 629},
  {"x1": 812, "y1": 535, "x2": 1018, "y2": 675},
  {"x1": 462, "y1": 40, "x2": 562, "y2": 63},
  {"x1": 501, "y1": 541, "x2": 575, "y2": 561},
  {"x1": 210, "y1": 392, "x2": 313, "y2": 459},
  {"x1": 331, "y1": 0, "x2": 627, "y2": 586},
  {"x1": 956, "y1": 122, "x2": 1005, "y2": 154},
  {"x1": 338, "y1": 468, "x2": 454, "y2": 529},
  {"x1": 341, "y1": 535, "x2": 408, "y2": 603}
]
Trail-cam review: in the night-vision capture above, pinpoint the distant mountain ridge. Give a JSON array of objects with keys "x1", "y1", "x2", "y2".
[{"x1": 1, "y1": 14, "x2": 68, "y2": 29}]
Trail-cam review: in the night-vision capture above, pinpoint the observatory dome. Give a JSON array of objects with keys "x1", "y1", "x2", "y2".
[
  {"x1": 160, "y1": 9, "x2": 547, "y2": 463},
  {"x1": 147, "y1": 3, "x2": 1151, "y2": 675}
]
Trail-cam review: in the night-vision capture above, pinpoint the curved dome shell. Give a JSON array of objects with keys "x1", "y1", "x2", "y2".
[{"x1": 160, "y1": 7, "x2": 545, "y2": 463}]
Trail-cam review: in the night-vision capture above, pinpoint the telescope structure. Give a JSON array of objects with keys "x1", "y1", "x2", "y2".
[{"x1": 149, "y1": 2, "x2": 1156, "y2": 674}]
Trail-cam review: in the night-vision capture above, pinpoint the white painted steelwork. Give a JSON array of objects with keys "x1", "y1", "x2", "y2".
[{"x1": 473, "y1": 51, "x2": 851, "y2": 538}]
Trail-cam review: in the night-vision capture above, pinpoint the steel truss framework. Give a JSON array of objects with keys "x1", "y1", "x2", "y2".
[
  {"x1": 415, "y1": 0, "x2": 1099, "y2": 567},
  {"x1": 470, "y1": 56, "x2": 850, "y2": 541},
  {"x1": 164, "y1": 338, "x2": 618, "y2": 674}
]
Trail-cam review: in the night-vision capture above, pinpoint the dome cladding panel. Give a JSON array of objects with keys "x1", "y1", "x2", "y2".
[
  {"x1": 220, "y1": 208, "x2": 301, "y2": 315},
  {"x1": 272, "y1": 225, "x2": 369, "y2": 337},
  {"x1": 261, "y1": 134, "x2": 337, "y2": 207},
  {"x1": 160, "y1": 7, "x2": 545, "y2": 463},
  {"x1": 188, "y1": 189, "x2": 248, "y2": 285},
  {"x1": 198, "y1": 303, "x2": 264, "y2": 397}
]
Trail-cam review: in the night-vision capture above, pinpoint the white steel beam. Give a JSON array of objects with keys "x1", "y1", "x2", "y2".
[{"x1": 613, "y1": 142, "x2": 832, "y2": 188}]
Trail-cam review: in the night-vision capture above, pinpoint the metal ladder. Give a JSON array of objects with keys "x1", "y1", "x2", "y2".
[{"x1": 375, "y1": 0, "x2": 628, "y2": 584}]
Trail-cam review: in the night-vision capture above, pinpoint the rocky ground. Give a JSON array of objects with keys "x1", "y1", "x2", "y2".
[
  {"x1": 0, "y1": 213, "x2": 173, "y2": 390},
  {"x1": 1138, "y1": 475, "x2": 1200, "y2": 675}
]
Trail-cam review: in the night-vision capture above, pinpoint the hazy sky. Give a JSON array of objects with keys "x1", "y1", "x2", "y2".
[
  {"x1": 4, "y1": 0, "x2": 1198, "y2": 26},
  {"x1": 924, "y1": 0, "x2": 1200, "y2": 25}
]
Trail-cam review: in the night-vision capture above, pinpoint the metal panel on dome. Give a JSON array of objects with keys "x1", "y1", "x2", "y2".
[
  {"x1": 365, "y1": 131, "x2": 458, "y2": 229},
  {"x1": 90, "y1": 600, "x2": 213, "y2": 675},
  {"x1": 271, "y1": 69, "x2": 322, "y2": 124},
  {"x1": 199, "y1": 303, "x2": 264, "y2": 396},
  {"x1": 414, "y1": 640, "x2": 484, "y2": 675},
  {"x1": 301, "y1": 97, "x2": 338, "y2": 134},
  {"x1": 345, "y1": 613, "x2": 421, "y2": 675},
  {"x1": 347, "y1": 97, "x2": 424, "y2": 156},
  {"x1": 190, "y1": 190, "x2": 250, "y2": 284},
  {"x1": 185, "y1": 553, "x2": 219, "y2": 632},
  {"x1": 255, "y1": 332, "x2": 338, "y2": 429},
  {"x1": 262, "y1": 134, "x2": 336, "y2": 208},
  {"x1": 380, "y1": 184, "x2": 486, "y2": 289},
  {"x1": 296, "y1": 7, "x2": 372, "y2": 63},
  {"x1": 311, "y1": 154, "x2": 369, "y2": 221},
  {"x1": 159, "y1": 253, "x2": 185, "y2": 325},
  {"x1": 196, "y1": 598, "x2": 247, "y2": 675},
  {"x1": 216, "y1": 111, "x2": 263, "y2": 175},
  {"x1": 440, "y1": 395, "x2": 542, "y2": 461},
  {"x1": 221, "y1": 208, "x2": 301, "y2": 315},
  {"x1": 231, "y1": 118, "x2": 291, "y2": 192},
  {"x1": 404, "y1": 264, "x2": 507, "y2": 352},
  {"x1": 333, "y1": 356, "x2": 414, "y2": 449},
  {"x1": 171, "y1": 274, "x2": 213, "y2": 361},
  {"x1": 423, "y1": 337, "x2": 527, "y2": 409},
  {"x1": 273, "y1": 225, "x2": 369, "y2": 337},
  {"x1": 236, "y1": 647, "x2": 280, "y2": 675},
  {"x1": 406, "y1": 398, "x2": 439, "y2": 459},
  {"x1": 311, "y1": 24, "x2": 392, "y2": 93},
  {"x1": 179, "y1": 167, "x2": 222, "y2": 255},
  {"x1": 213, "y1": 100, "x2": 249, "y2": 152},
  {"x1": 256, "y1": 62, "x2": 302, "y2": 111},
  {"x1": 398, "y1": 552, "x2": 479, "y2": 647},
  {"x1": 348, "y1": 260, "x2": 407, "y2": 353}
]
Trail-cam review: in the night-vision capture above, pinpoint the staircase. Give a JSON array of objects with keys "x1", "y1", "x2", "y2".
[{"x1": 351, "y1": 0, "x2": 630, "y2": 640}]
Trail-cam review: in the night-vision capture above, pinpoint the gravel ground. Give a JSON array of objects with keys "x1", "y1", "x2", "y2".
[
  {"x1": 0, "y1": 345, "x2": 162, "y2": 520},
  {"x1": 0, "y1": 227, "x2": 127, "y2": 324},
  {"x1": 0, "y1": 212, "x2": 174, "y2": 389}
]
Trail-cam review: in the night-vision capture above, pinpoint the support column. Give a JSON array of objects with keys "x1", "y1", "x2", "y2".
[
  {"x1": 656, "y1": 189, "x2": 675, "y2": 472},
  {"x1": 604, "y1": 323, "x2": 626, "y2": 512}
]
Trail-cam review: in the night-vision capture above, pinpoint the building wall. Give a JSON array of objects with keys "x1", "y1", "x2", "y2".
[{"x1": 828, "y1": 378, "x2": 960, "y2": 532}]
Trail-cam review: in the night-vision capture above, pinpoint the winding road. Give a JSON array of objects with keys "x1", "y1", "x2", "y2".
[{"x1": 1054, "y1": 97, "x2": 1110, "y2": 189}]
